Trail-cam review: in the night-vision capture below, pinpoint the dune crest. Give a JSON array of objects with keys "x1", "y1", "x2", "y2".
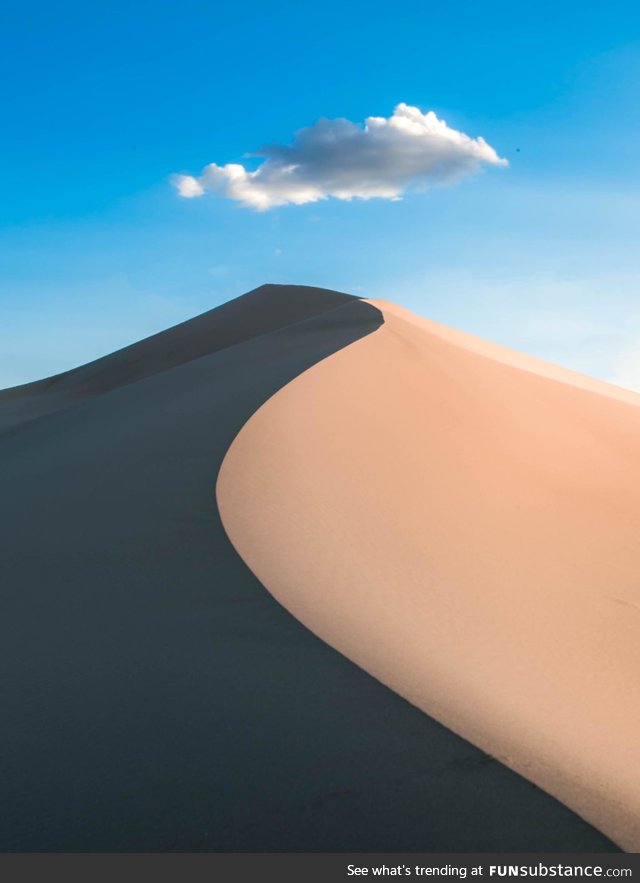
[{"x1": 217, "y1": 299, "x2": 640, "y2": 850}]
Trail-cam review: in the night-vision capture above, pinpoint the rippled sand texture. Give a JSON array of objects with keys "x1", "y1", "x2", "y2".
[{"x1": 218, "y1": 300, "x2": 640, "y2": 851}]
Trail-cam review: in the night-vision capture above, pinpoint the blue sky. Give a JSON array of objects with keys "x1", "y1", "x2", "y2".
[{"x1": 2, "y1": 0, "x2": 640, "y2": 388}]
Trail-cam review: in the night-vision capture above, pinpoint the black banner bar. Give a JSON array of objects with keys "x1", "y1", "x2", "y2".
[{"x1": 1, "y1": 853, "x2": 638, "y2": 883}]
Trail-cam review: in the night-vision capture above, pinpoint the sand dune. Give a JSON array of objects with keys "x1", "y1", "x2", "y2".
[
  {"x1": 1, "y1": 286, "x2": 619, "y2": 850},
  {"x1": 218, "y1": 299, "x2": 640, "y2": 851}
]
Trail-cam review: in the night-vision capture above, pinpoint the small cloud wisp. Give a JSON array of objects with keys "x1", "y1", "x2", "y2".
[{"x1": 173, "y1": 103, "x2": 507, "y2": 210}]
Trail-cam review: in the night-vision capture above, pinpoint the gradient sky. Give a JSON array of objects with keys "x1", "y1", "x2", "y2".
[{"x1": 2, "y1": 0, "x2": 640, "y2": 389}]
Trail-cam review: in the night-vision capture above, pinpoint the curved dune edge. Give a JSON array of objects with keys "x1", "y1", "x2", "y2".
[{"x1": 217, "y1": 300, "x2": 640, "y2": 851}]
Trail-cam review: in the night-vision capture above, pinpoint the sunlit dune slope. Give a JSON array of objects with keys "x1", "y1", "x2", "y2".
[{"x1": 218, "y1": 299, "x2": 640, "y2": 851}]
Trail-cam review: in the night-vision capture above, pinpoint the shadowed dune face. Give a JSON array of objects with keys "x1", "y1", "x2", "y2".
[
  {"x1": 1, "y1": 287, "x2": 392, "y2": 852},
  {"x1": 0, "y1": 284, "x2": 356, "y2": 435},
  {"x1": 218, "y1": 299, "x2": 640, "y2": 851}
]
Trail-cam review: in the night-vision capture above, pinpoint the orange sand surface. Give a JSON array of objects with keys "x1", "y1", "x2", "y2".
[{"x1": 217, "y1": 300, "x2": 640, "y2": 850}]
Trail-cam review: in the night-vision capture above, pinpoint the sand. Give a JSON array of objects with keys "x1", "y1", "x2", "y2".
[
  {"x1": 1, "y1": 285, "x2": 618, "y2": 850},
  {"x1": 218, "y1": 299, "x2": 640, "y2": 851}
]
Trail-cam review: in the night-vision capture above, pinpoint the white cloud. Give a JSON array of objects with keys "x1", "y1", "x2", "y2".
[
  {"x1": 176, "y1": 175, "x2": 205, "y2": 198},
  {"x1": 172, "y1": 103, "x2": 507, "y2": 210}
]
